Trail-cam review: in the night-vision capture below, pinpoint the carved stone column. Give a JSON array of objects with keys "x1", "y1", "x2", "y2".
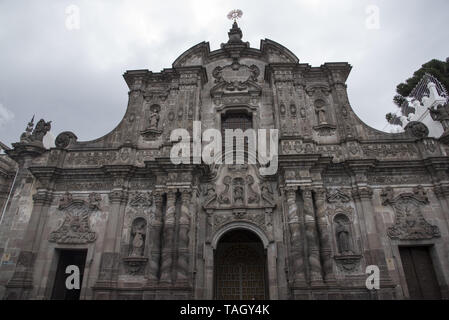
[
  {"x1": 147, "y1": 190, "x2": 163, "y2": 284},
  {"x1": 285, "y1": 186, "x2": 306, "y2": 286},
  {"x1": 314, "y1": 188, "x2": 335, "y2": 283},
  {"x1": 175, "y1": 188, "x2": 192, "y2": 287},
  {"x1": 5, "y1": 189, "x2": 53, "y2": 299},
  {"x1": 302, "y1": 187, "x2": 323, "y2": 284},
  {"x1": 159, "y1": 189, "x2": 176, "y2": 285}
]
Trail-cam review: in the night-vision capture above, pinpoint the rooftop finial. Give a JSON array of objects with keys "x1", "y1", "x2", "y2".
[
  {"x1": 227, "y1": 9, "x2": 243, "y2": 22},
  {"x1": 226, "y1": 9, "x2": 244, "y2": 43}
]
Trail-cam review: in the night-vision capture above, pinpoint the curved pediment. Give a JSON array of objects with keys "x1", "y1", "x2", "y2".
[{"x1": 173, "y1": 23, "x2": 299, "y2": 68}]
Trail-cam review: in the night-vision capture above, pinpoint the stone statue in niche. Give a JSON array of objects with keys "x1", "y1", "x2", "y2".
[
  {"x1": 233, "y1": 178, "x2": 245, "y2": 205},
  {"x1": 141, "y1": 104, "x2": 162, "y2": 140},
  {"x1": 290, "y1": 104, "x2": 297, "y2": 117},
  {"x1": 130, "y1": 218, "x2": 147, "y2": 257},
  {"x1": 335, "y1": 215, "x2": 352, "y2": 255},
  {"x1": 149, "y1": 108, "x2": 160, "y2": 129},
  {"x1": 315, "y1": 99, "x2": 327, "y2": 124}
]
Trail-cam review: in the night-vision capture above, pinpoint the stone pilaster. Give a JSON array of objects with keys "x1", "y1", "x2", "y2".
[
  {"x1": 159, "y1": 189, "x2": 176, "y2": 285},
  {"x1": 351, "y1": 186, "x2": 391, "y2": 286},
  {"x1": 302, "y1": 187, "x2": 323, "y2": 285},
  {"x1": 147, "y1": 190, "x2": 163, "y2": 284},
  {"x1": 314, "y1": 188, "x2": 335, "y2": 283},
  {"x1": 285, "y1": 186, "x2": 306, "y2": 287},
  {"x1": 96, "y1": 188, "x2": 128, "y2": 290},
  {"x1": 5, "y1": 189, "x2": 53, "y2": 299},
  {"x1": 175, "y1": 188, "x2": 192, "y2": 287}
]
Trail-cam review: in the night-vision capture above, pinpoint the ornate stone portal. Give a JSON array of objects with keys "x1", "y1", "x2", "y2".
[{"x1": 1, "y1": 20, "x2": 449, "y2": 301}]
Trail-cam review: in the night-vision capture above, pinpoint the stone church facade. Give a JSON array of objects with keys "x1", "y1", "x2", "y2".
[{"x1": 1, "y1": 22, "x2": 449, "y2": 300}]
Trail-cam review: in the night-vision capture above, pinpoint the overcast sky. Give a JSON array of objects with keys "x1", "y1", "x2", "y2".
[{"x1": 0, "y1": 0, "x2": 448, "y2": 148}]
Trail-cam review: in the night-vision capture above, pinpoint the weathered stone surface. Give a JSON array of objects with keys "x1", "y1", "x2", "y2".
[{"x1": 0, "y1": 22, "x2": 448, "y2": 300}]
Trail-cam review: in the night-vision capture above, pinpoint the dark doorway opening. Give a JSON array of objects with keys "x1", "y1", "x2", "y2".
[
  {"x1": 399, "y1": 246, "x2": 442, "y2": 300},
  {"x1": 51, "y1": 249, "x2": 87, "y2": 300},
  {"x1": 214, "y1": 229, "x2": 267, "y2": 300}
]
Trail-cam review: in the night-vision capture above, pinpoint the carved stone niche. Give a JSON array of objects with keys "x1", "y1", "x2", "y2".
[
  {"x1": 326, "y1": 189, "x2": 362, "y2": 273},
  {"x1": 141, "y1": 104, "x2": 162, "y2": 141},
  {"x1": 381, "y1": 186, "x2": 440, "y2": 240},
  {"x1": 49, "y1": 192, "x2": 100, "y2": 244},
  {"x1": 123, "y1": 217, "x2": 148, "y2": 275},
  {"x1": 332, "y1": 212, "x2": 361, "y2": 273}
]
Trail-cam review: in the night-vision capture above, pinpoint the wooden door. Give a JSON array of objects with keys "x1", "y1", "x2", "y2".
[{"x1": 399, "y1": 246, "x2": 441, "y2": 300}]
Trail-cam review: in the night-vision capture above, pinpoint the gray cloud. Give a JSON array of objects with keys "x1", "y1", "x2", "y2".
[{"x1": 0, "y1": 0, "x2": 448, "y2": 146}]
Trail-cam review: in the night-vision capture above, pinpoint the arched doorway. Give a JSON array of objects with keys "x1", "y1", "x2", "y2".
[{"x1": 214, "y1": 229, "x2": 268, "y2": 300}]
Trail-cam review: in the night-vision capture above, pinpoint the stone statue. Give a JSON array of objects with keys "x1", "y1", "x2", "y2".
[
  {"x1": 32, "y1": 119, "x2": 52, "y2": 142},
  {"x1": 204, "y1": 183, "x2": 217, "y2": 206},
  {"x1": 261, "y1": 182, "x2": 274, "y2": 206},
  {"x1": 149, "y1": 109, "x2": 160, "y2": 129},
  {"x1": 19, "y1": 117, "x2": 51, "y2": 145},
  {"x1": 130, "y1": 219, "x2": 146, "y2": 257},
  {"x1": 232, "y1": 178, "x2": 245, "y2": 206},
  {"x1": 218, "y1": 176, "x2": 231, "y2": 204},
  {"x1": 316, "y1": 107, "x2": 327, "y2": 124},
  {"x1": 20, "y1": 116, "x2": 35, "y2": 143},
  {"x1": 234, "y1": 186, "x2": 244, "y2": 205},
  {"x1": 336, "y1": 219, "x2": 351, "y2": 254},
  {"x1": 246, "y1": 175, "x2": 259, "y2": 204}
]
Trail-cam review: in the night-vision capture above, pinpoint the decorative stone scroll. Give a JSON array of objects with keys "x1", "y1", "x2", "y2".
[
  {"x1": 381, "y1": 186, "x2": 440, "y2": 240},
  {"x1": 49, "y1": 192, "x2": 100, "y2": 244}
]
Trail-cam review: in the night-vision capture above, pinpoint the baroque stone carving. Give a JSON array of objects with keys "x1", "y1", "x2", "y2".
[
  {"x1": 246, "y1": 175, "x2": 260, "y2": 204},
  {"x1": 233, "y1": 178, "x2": 245, "y2": 206},
  {"x1": 130, "y1": 218, "x2": 147, "y2": 257},
  {"x1": 141, "y1": 104, "x2": 162, "y2": 140},
  {"x1": 18, "y1": 116, "x2": 52, "y2": 145},
  {"x1": 405, "y1": 121, "x2": 429, "y2": 139},
  {"x1": 204, "y1": 183, "x2": 218, "y2": 207},
  {"x1": 261, "y1": 182, "x2": 275, "y2": 206},
  {"x1": 128, "y1": 192, "x2": 153, "y2": 213},
  {"x1": 327, "y1": 189, "x2": 351, "y2": 203},
  {"x1": 213, "y1": 212, "x2": 265, "y2": 231},
  {"x1": 49, "y1": 192, "x2": 99, "y2": 244},
  {"x1": 381, "y1": 186, "x2": 440, "y2": 240},
  {"x1": 217, "y1": 176, "x2": 231, "y2": 205},
  {"x1": 334, "y1": 214, "x2": 353, "y2": 254},
  {"x1": 55, "y1": 131, "x2": 78, "y2": 149}
]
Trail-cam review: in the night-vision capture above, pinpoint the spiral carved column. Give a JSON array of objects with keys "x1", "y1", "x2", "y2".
[
  {"x1": 285, "y1": 186, "x2": 306, "y2": 286},
  {"x1": 159, "y1": 190, "x2": 176, "y2": 285},
  {"x1": 302, "y1": 187, "x2": 323, "y2": 284},
  {"x1": 314, "y1": 188, "x2": 335, "y2": 283},
  {"x1": 176, "y1": 188, "x2": 192, "y2": 286}
]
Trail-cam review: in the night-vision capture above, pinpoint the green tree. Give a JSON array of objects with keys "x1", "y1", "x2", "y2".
[{"x1": 393, "y1": 58, "x2": 449, "y2": 107}]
